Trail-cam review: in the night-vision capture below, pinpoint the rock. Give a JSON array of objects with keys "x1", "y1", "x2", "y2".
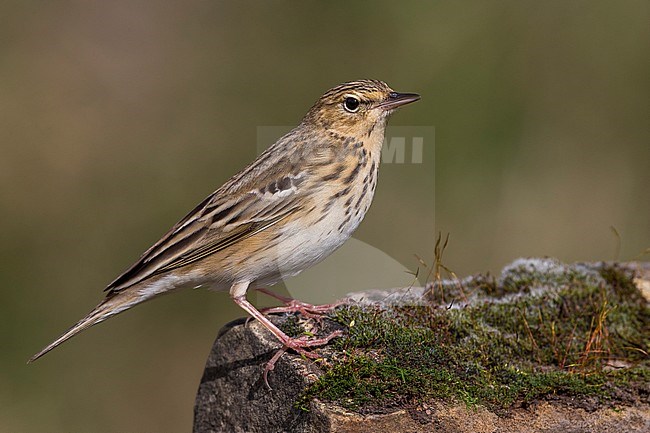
[
  {"x1": 193, "y1": 317, "x2": 331, "y2": 433},
  {"x1": 313, "y1": 400, "x2": 650, "y2": 433},
  {"x1": 194, "y1": 260, "x2": 650, "y2": 433}
]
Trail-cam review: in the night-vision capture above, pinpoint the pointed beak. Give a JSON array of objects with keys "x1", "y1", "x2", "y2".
[{"x1": 375, "y1": 92, "x2": 421, "y2": 110}]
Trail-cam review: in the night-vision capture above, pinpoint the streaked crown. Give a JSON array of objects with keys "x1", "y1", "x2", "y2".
[{"x1": 303, "y1": 79, "x2": 420, "y2": 137}]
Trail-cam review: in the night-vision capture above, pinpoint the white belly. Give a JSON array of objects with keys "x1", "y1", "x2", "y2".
[{"x1": 253, "y1": 183, "x2": 376, "y2": 288}]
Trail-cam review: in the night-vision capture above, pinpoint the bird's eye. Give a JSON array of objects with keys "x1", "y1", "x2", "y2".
[{"x1": 343, "y1": 96, "x2": 360, "y2": 113}]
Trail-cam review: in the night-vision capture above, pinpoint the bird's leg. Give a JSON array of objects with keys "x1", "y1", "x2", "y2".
[
  {"x1": 255, "y1": 287, "x2": 346, "y2": 318},
  {"x1": 232, "y1": 285, "x2": 342, "y2": 349},
  {"x1": 230, "y1": 282, "x2": 343, "y2": 387}
]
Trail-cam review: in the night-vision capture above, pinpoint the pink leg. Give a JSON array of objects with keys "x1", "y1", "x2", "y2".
[
  {"x1": 230, "y1": 282, "x2": 343, "y2": 388},
  {"x1": 256, "y1": 287, "x2": 346, "y2": 318}
]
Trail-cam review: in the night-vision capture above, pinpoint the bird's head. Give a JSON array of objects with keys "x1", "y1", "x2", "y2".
[{"x1": 304, "y1": 79, "x2": 420, "y2": 139}]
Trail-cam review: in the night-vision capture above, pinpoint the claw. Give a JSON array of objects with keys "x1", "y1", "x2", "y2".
[
  {"x1": 262, "y1": 330, "x2": 343, "y2": 389},
  {"x1": 256, "y1": 288, "x2": 346, "y2": 319},
  {"x1": 231, "y1": 287, "x2": 344, "y2": 388}
]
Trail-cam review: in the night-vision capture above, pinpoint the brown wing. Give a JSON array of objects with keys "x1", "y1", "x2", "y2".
[
  {"x1": 104, "y1": 175, "x2": 306, "y2": 295},
  {"x1": 102, "y1": 121, "x2": 320, "y2": 295}
]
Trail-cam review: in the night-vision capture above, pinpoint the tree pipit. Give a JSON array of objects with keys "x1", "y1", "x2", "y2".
[{"x1": 29, "y1": 80, "x2": 420, "y2": 373}]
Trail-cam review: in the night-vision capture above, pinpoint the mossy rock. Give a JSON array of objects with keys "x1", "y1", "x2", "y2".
[
  {"x1": 194, "y1": 259, "x2": 649, "y2": 432},
  {"x1": 299, "y1": 259, "x2": 649, "y2": 414}
]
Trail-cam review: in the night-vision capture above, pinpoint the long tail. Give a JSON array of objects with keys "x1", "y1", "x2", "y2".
[{"x1": 28, "y1": 291, "x2": 141, "y2": 363}]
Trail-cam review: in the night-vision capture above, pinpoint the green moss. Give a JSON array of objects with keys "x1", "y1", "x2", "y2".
[
  {"x1": 278, "y1": 314, "x2": 304, "y2": 338},
  {"x1": 297, "y1": 261, "x2": 650, "y2": 413}
]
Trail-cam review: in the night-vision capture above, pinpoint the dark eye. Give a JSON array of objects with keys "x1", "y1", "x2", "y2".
[{"x1": 343, "y1": 96, "x2": 360, "y2": 113}]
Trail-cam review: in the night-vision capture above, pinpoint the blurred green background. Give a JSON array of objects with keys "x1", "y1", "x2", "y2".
[{"x1": 1, "y1": 1, "x2": 648, "y2": 432}]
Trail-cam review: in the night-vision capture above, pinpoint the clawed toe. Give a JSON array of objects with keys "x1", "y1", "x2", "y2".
[
  {"x1": 256, "y1": 288, "x2": 346, "y2": 319},
  {"x1": 262, "y1": 330, "x2": 343, "y2": 389},
  {"x1": 234, "y1": 288, "x2": 344, "y2": 389}
]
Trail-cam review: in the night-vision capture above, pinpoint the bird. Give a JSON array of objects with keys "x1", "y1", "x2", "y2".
[{"x1": 28, "y1": 79, "x2": 420, "y2": 366}]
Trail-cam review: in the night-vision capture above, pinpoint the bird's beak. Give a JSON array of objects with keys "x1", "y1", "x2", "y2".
[{"x1": 375, "y1": 92, "x2": 421, "y2": 110}]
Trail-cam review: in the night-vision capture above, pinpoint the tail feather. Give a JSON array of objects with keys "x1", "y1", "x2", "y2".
[{"x1": 28, "y1": 292, "x2": 139, "y2": 363}]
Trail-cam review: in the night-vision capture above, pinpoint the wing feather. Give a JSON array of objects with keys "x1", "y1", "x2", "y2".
[{"x1": 104, "y1": 174, "x2": 305, "y2": 294}]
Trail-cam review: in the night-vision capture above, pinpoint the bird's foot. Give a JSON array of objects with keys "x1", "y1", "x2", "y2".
[
  {"x1": 263, "y1": 329, "x2": 343, "y2": 389},
  {"x1": 256, "y1": 288, "x2": 346, "y2": 319},
  {"x1": 231, "y1": 289, "x2": 343, "y2": 389}
]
